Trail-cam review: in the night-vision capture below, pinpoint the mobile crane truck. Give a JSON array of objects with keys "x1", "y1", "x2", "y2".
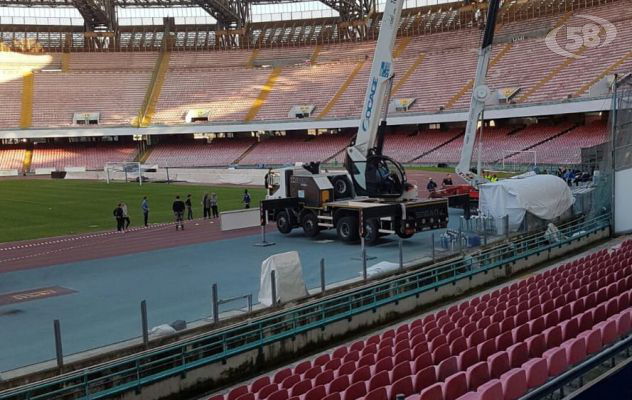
[{"x1": 260, "y1": 0, "x2": 449, "y2": 245}]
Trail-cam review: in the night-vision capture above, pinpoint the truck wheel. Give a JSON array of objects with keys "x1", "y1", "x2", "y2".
[
  {"x1": 332, "y1": 176, "x2": 352, "y2": 199},
  {"x1": 364, "y1": 218, "x2": 380, "y2": 245},
  {"x1": 397, "y1": 231, "x2": 414, "y2": 239},
  {"x1": 337, "y1": 216, "x2": 359, "y2": 242},
  {"x1": 396, "y1": 222, "x2": 414, "y2": 239},
  {"x1": 302, "y1": 212, "x2": 320, "y2": 237},
  {"x1": 276, "y1": 211, "x2": 292, "y2": 234}
]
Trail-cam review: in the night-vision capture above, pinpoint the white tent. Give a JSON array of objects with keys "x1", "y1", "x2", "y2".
[
  {"x1": 479, "y1": 175, "x2": 575, "y2": 231},
  {"x1": 258, "y1": 251, "x2": 309, "y2": 306}
]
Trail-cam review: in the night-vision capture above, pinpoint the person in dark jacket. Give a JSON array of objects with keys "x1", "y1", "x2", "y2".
[
  {"x1": 426, "y1": 178, "x2": 437, "y2": 193},
  {"x1": 210, "y1": 193, "x2": 219, "y2": 218},
  {"x1": 185, "y1": 194, "x2": 193, "y2": 220},
  {"x1": 442, "y1": 174, "x2": 453, "y2": 188},
  {"x1": 172, "y1": 195, "x2": 186, "y2": 230},
  {"x1": 202, "y1": 193, "x2": 211, "y2": 219},
  {"x1": 243, "y1": 189, "x2": 251, "y2": 209},
  {"x1": 113, "y1": 203, "x2": 125, "y2": 232},
  {"x1": 141, "y1": 196, "x2": 149, "y2": 227}
]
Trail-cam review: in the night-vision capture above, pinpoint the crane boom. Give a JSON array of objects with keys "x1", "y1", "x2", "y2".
[
  {"x1": 455, "y1": 0, "x2": 501, "y2": 187},
  {"x1": 345, "y1": 0, "x2": 413, "y2": 199},
  {"x1": 351, "y1": 0, "x2": 403, "y2": 156}
]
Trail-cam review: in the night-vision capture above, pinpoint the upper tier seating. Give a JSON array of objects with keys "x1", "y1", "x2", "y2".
[
  {"x1": 69, "y1": 53, "x2": 157, "y2": 71},
  {"x1": 207, "y1": 240, "x2": 632, "y2": 400},
  {"x1": 0, "y1": 146, "x2": 25, "y2": 170},
  {"x1": 1, "y1": 3, "x2": 631, "y2": 129},
  {"x1": 0, "y1": 70, "x2": 24, "y2": 128},
  {"x1": 145, "y1": 138, "x2": 256, "y2": 167},
  {"x1": 30, "y1": 142, "x2": 137, "y2": 170},
  {"x1": 31, "y1": 71, "x2": 151, "y2": 128}
]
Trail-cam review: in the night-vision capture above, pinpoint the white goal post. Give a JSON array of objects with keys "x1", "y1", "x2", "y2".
[
  {"x1": 501, "y1": 150, "x2": 537, "y2": 170},
  {"x1": 104, "y1": 162, "x2": 143, "y2": 186}
]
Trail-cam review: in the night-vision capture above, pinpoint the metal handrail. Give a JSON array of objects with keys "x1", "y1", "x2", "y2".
[
  {"x1": 520, "y1": 333, "x2": 632, "y2": 399},
  {"x1": 0, "y1": 214, "x2": 610, "y2": 399}
]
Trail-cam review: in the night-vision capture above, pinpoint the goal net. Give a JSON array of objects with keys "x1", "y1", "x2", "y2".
[
  {"x1": 501, "y1": 150, "x2": 537, "y2": 171},
  {"x1": 104, "y1": 162, "x2": 143, "y2": 185}
]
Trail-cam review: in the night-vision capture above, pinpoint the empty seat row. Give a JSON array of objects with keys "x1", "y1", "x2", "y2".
[{"x1": 209, "y1": 240, "x2": 632, "y2": 400}]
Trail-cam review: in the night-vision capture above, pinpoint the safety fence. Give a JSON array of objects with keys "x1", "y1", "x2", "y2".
[{"x1": 0, "y1": 214, "x2": 610, "y2": 400}]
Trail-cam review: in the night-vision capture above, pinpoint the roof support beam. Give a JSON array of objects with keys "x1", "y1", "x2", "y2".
[
  {"x1": 193, "y1": 0, "x2": 249, "y2": 28},
  {"x1": 71, "y1": 0, "x2": 116, "y2": 31},
  {"x1": 316, "y1": 0, "x2": 368, "y2": 20}
]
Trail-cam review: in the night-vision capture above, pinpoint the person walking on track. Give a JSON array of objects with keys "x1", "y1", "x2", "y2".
[
  {"x1": 141, "y1": 196, "x2": 149, "y2": 227},
  {"x1": 113, "y1": 203, "x2": 125, "y2": 232},
  {"x1": 173, "y1": 195, "x2": 186, "y2": 231},
  {"x1": 121, "y1": 202, "x2": 131, "y2": 230},
  {"x1": 185, "y1": 194, "x2": 193, "y2": 220}
]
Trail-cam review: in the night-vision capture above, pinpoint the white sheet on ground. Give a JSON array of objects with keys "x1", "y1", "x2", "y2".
[
  {"x1": 363, "y1": 261, "x2": 400, "y2": 278},
  {"x1": 258, "y1": 251, "x2": 309, "y2": 306},
  {"x1": 148, "y1": 324, "x2": 176, "y2": 337},
  {"x1": 480, "y1": 175, "x2": 574, "y2": 230}
]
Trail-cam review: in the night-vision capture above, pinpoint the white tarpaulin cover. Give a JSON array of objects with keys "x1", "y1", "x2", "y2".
[
  {"x1": 258, "y1": 251, "x2": 309, "y2": 306},
  {"x1": 363, "y1": 261, "x2": 401, "y2": 278},
  {"x1": 480, "y1": 175, "x2": 574, "y2": 230}
]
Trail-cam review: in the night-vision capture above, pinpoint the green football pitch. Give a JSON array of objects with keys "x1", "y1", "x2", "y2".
[{"x1": 0, "y1": 179, "x2": 265, "y2": 243}]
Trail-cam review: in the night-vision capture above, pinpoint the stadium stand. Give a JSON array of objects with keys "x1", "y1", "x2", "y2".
[
  {"x1": 169, "y1": 50, "x2": 251, "y2": 69},
  {"x1": 414, "y1": 129, "x2": 468, "y2": 165},
  {"x1": 30, "y1": 71, "x2": 152, "y2": 128},
  {"x1": 0, "y1": 51, "x2": 61, "y2": 72},
  {"x1": 152, "y1": 67, "x2": 272, "y2": 124},
  {"x1": 0, "y1": 145, "x2": 25, "y2": 170},
  {"x1": 68, "y1": 52, "x2": 157, "y2": 71},
  {"x1": 519, "y1": 120, "x2": 609, "y2": 165},
  {"x1": 383, "y1": 129, "x2": 464, "y2": 163},
  {"x1": 239, "y1": 133, "x2": 351, "y2": 165},
  {"x1": 0, "y1": 118, "x2": 606, "y2": 169},
  {"x1": 145, "y1": 138, "x2": 256, "y2": 167},
  {"x1": 0, "y1": 71, "x2": 23, "y2": 129},
  {"x1": 0, "y1": 3, "x2": 630, "y2": 129},
  {"x1": 470, "y1": 122, "x2": 576, "y2": 165},
  {"x1": 29, "y1": 142, "x2": 137, "y2": 170},
  {"x1": 257, "y1": 62, "x2": 361, "y2": 121},
  {"x1": 208, "y1": 240, "x2": 632, "y2": 400}
]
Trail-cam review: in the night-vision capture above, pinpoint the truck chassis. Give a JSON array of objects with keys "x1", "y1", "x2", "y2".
[{"x1": 261, "y1": 196, "x2": 448, "y2": 245}]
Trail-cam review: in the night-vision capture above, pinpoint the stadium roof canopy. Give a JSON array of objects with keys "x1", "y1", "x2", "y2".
[{"x1": 0, "y1": 0, "x2": 452, "y2": 30}]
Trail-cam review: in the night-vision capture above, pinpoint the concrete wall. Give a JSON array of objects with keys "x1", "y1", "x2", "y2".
[
  {"x1": 120, "y1": 226, "x2": 610, "y2": 400},
  {"x1": 0, "y1": 169, "x2": 18, "y2": 176},
  {"x1": 64, "y1": 167, "x2": 266, "y2": 186}
]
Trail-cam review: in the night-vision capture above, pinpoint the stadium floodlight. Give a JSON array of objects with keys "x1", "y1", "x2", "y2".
[
  {"x1": 501, "y1": 150, "x2": 537, "y2": 171},
  {"x1": 104, "y1": 162, "x2": 143, "y2": 186}
]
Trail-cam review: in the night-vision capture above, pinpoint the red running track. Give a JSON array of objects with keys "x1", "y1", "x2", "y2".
[{"x1": 0, "y1": 219, "x2": 261, "y2": 273}]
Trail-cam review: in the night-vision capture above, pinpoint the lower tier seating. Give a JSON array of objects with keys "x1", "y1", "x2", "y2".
[
  {"x1": 0, "y1": 146, "x2": 25, "y2": 170},
  {"x1": 239, "y1": 134, "x2": 352, "y2": 166},
  {"x1": 29, "y1": 142, "x2": 137, "y2": 170},
  {"x1": 209, "y1": 240, "x2": 632, "y2": 400},
  {"x1": 145, "y1": 138, "x2": 256, "y2": 167}
]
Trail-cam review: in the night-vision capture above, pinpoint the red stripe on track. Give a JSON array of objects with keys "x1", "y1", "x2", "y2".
[{"x1": 0, "y1": 219, "x2": 262, "y2": 273}]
